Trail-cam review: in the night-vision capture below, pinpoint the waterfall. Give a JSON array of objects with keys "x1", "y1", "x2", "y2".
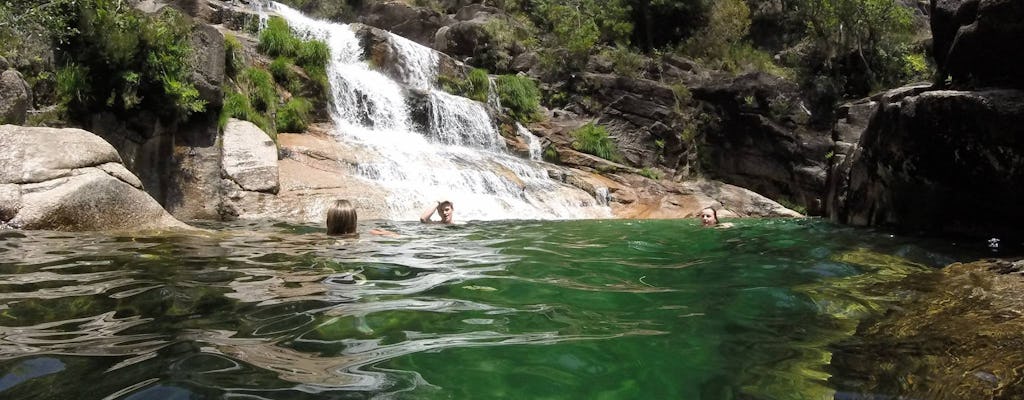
[
  {"x1": 271, "y1": 3, "x2": 609, "y2": 220},
  {"x1": 429, "y1": 91, "x2": 503, "y2": 150},
  {"x1": 515, "y1": 123, "x2": 542, "y2": 161},
  {"x1": 388, "y1": 34, "x2": 437, "y2": 90}
]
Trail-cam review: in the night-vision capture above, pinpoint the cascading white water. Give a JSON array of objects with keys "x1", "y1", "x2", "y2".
[
  {"x1": 515, "y1": 123, "x2": 543, "y2": 161},
  {"x1": 271, "y1": 3, "x2": 609, "y2": 220},
  {"x1": 388, "y1": 34, "x2": 437, "y2": 90},
  {"x1": 429, "y1": 91, "x2": 503, "y2": 150}
]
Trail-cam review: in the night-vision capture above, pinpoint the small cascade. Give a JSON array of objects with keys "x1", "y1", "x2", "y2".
[
  {"x1": 271, "y1": 2, "x2": 608, "y2": 220},
  {"x1": 429, "y1": 91, "x2": 503, "y2": 150},
  {"x1": 594, "y1": 186, "x2": 610, "y2": 206},
  {"x1": 515, "y1": 123, "x2": 543, "y2": 161},
  {"x1": 487, "y1": 76, "x2": 502, "y2": 110},
  {"x1": 388, "y1": 34, "x2": 437, "y2": 90}
]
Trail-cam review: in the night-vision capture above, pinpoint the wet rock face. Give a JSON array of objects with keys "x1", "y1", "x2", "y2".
[
  {"x1": 931, "y1": 0, "x2": 1024, "y2": 88},
  {"x1": 828, "y1": 86, "x2": 1024, "y2": 240},
  {"x1": 692, "y1": 72, "x2": 832, "y2": 215},
  {"x1": 829, "y1": 258, "x2": 1024, "y2": 399}
]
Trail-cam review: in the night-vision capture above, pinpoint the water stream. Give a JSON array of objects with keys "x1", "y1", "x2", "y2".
[{"x1": 271, "y1": 3, "x2": 606, "y2": 221}]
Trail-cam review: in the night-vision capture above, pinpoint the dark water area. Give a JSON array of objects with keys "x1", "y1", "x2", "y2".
[{"x1": 0, "y1": 218, "x2": 1010, "y2": 399}]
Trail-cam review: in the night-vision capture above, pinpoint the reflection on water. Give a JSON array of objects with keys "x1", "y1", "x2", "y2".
[{"x1": 0, "y1": 219, "x2": 1002, "y2": 399}]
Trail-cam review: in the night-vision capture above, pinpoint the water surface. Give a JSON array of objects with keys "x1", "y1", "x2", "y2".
[{"x1": 0, "y1": 219, "x2": 996, "y2": 399}]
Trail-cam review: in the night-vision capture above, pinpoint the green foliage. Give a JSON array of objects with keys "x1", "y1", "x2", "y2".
[
  {"x1": 255, "y1": 16, "x2": 329, "y2": 98},
  {"x1": 219, "y1": 90, "x2": 252, "y2": 130},
  {"x1": 55, "y1": 63, "x2": 91, "y2": 107},
  {"x1": 903, "y1": 52, "x2": 931, "y2": 81},
  {"x1": 543, "y1": 146, "x2": 560, "y2": 163},
  {"x1": 38, "y1": 2, "x2": 206, "y2": 119},
  {"x1": 269, "y1": 57, "x2": 295, "y2": 85},
  {"x1": 276, "y1": 97, "x2": 313, "y2": 132},
  {"x1": 496, "y1": 74, "x2": 540, "y2": 123},
  {"x1": 219, "y1": 88, "x2": 274, "y2": 138},
  {"x1": 602, "y1": 44, "x2": 646, "y2": 78},
  {"x1": 224, "y1": 34, "x2": 245, "y2": 77},
  {"x1": 795, "y1": 0, "x2": 917, "y2": 97},
  {"x1": 296, "y1": 39, "x2": 329, "y2": 72},
  {"x1": 258, "y1": 16, "x2": 295, "y2": 57},
  {"x1": 439, "y1": 68, "x2": 491, "y2": 102},
  {"x1": 240, "y1": 67, "x2": 277, "y2": 112},
  {"x1": 571, "y1": 123, "x2": 620, "y2": 161},
  {"x1": 639, "y1": 167, "x2": 662, "y2": 180}
]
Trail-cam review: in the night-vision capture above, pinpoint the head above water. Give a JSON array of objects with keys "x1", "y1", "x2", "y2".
[
  {"x1": 700, "y1": 207, "x2": 719, "y2": 227},
  {"x1": 437, "y1": 201, "x2": 454, "y2": 224},
  {"x1": 326, "y1": 199, "x2": 358, "y2": 235}
]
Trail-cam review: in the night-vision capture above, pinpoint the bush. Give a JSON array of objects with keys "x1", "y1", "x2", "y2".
[
  {"x1": 240, "y1": 67, "x2": 277, "y2": 112},
  {"x1": 604, "y1": 44, "x2": 646, "y2": 78},
  {"x1": 269, "y1": 57, "x2": 294, "y2": 85},
  {"x1": 258, "y1": 16, "x2": 295, "y2": 57},
  {"x1": 496, "y1": 74, "x2": 540, "y2": 123},
  {"x1": 219, "y1": 90, "x2": 252, "y2": 130},
  {"x1": 439, "y1": 68, "x2": 490, "y2": 102},
  {"x1": 55, "y1": 63, "x2": 92, "y2": 108},
  {"x1": 639, "y1": 167, "x2": 662, "y2": 180},
  {"x1": 571, "y1": 123, "x2": 620, "y2": 161},
  {"x1": 296, "y1": 39, "x2": 329, "y2": 72},
  {"x1": 276, "y1": 97, "x2": 312, "y2": 132},
  {"x1": 225, "y1": 34, "x2": 245, "y2": 77}
]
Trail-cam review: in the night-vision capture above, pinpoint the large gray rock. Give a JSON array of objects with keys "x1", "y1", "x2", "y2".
[
  {"x1": 692, "y1": 72, "x2": 832, "y2": 214},
  {"x1": 931, "y1": 0, "x2": 1024, "y2": 88},
  {"x1": 221, "y1": 119, "x2": 279, "y2": 194},
  {"x1": 827, "y1": 86, "x2": 1024, "y2": 240},
  {"x1": 0, "y1": 125, "x2": 188, "y2": 231},
  {"x1": 0, "y1": 70, "x2": 31, "y2": 125},
  {"x1": 189, "y1": 23, "x2": 225, "y2": 108},
  {"x1": 358, "y1": 1, "x2": 452, "y2": 47}
]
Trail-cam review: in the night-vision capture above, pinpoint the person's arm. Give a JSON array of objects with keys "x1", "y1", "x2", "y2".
[{"x1": 420, "y1": 203, "x2": 438, "y2": 223}]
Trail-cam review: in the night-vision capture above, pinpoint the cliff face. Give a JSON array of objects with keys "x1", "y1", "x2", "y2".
[{"x1": 825, "y1": 0, "x2": 1024, "y2": 241}]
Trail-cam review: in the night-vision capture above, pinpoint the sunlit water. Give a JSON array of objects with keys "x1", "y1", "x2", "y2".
[{"x1": 0, "y1": 220, "x2": 1005, "y2": 399}]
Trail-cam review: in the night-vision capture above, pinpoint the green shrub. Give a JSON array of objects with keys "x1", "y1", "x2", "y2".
[
  {"x1": 276, "y1": 97, "x2": 312, "y2": 132},
  {"x1": 604, "y1": 44, "x2": 645, "y2": 78},
  {"x1": 496, "y1": 74, "x2": 540, "y2": 123},
  {"x1": 269, "y1": 57, "x2": 294, "y2": 85},
  {"x1": 225, "y1": 34, "x2": 245, "y2": 77},
  {"x1": 296, "y1": 39, "x2": 329, "y2": 71},
  {"x1": 543, "y1": 146, "x2": 560, "y2": 163},
  {"x1": 639, "y1": 167, "x2": 662, "y2": 180},
  {"x1": 466, "y1": 68, "x2": 491, "y2": 102},
  {"x1": 439, "y1": 68, "x2": 490, "y2": 102},
  {"x1": 571, "y1": 123, "x2": 620, "y2": 161},
  {"x1": 240, "y1": 67, "x2": 277, "y2": 112},
  {"x1": 219, "y1": 90, "x2": 252, "y2": 130},
  {"x1": 56, "y1": 63, "x2": 92, "y2": 108},
  {"x1": 142, "y1": 8, "x2": 206, "y2": 116},
  {"x1": 258, "y1": 16, "x2": 295, "y2": 57}
]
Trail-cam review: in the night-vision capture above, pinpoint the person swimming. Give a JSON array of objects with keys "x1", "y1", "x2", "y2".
[
  {"x1": 326, "y1": 199, "x2": 397, "y2": 237},
  {"x1": 420, "y1": 200, "x2": 454, "y2": 224},
  {"x1": 700, "y1": 207, "x2": 734, "y2": 228},
  {"x1": 700, "y1": 207, "x2": 719, "y2": 227}
]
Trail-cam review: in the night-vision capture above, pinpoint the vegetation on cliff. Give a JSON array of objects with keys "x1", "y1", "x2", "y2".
[
  {"x1": 1, "y1": 0, "x2": 206, "y2": 123},
  {"x1": 220, "y1": 16, "x2": 329, "y2": 139}
]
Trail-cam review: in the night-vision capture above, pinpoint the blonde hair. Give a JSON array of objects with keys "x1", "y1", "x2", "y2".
[{"x1": 326, "y1": 199, "x2": 358, "y2": 235}]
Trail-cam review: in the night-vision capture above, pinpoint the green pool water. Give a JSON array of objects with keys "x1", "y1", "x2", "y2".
[{"x1": 0, "y1": 219, "x2": 996, "y2": 399}]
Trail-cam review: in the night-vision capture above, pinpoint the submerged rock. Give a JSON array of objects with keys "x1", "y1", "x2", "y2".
[
  {"x1": 0, "y1": 125, "x2": 189, "y2": 231},
  {"x1": 829, "y1": 258, "x2": 1024, "y2": 399}
]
